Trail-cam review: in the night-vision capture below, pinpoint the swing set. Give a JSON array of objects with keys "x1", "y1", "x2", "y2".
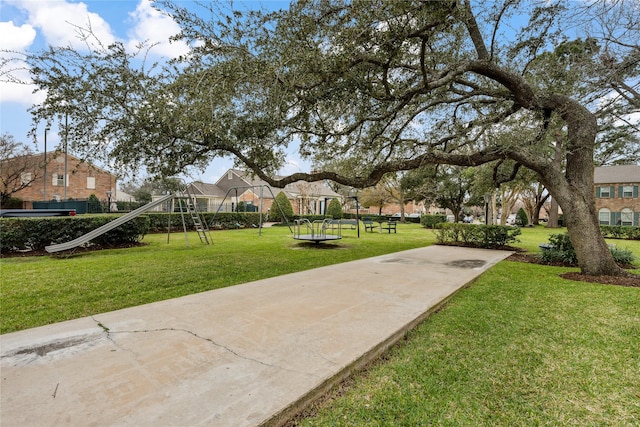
[{"x1": 208, "y1": 185, "x2": 293, "y2": 235}]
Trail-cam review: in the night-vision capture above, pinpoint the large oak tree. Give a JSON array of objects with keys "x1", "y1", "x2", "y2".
[{"x1": 12, "y1": 0, "x2": 640, "y2": 276}]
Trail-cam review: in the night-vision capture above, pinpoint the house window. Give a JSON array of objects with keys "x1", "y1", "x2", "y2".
[
  {"x1": 620, "y1": 208, "x2": 633, "y2": 226},
  {"x1": 599, "y1": 186, "x2": 611, "y2": 198},
  {"x1": 87, "y1": 177, "x2": 96, "y2": 189},
  {"x1": 598, "y1": 208, "x2": 610, "y2": 225},
  {"x1": 20, "y1": 172, "x2": 32, "y2": 186},
  {"x1": 622, "y1": 186, "x2": 633, "y2": 197},
  {"x1": 52, "y1": 174, "x2": 69, "y2": 187}
]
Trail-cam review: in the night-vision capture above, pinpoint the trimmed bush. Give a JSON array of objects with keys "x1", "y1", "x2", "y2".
[
  {"x1": 421, "y1": 214, "x2": 447, "y2": 229},
  {"x1": 326, "y1": 198, "x2": 343, "y2": 219},
  {"x1": 434, "y1": 223, "x2": 521, "y2": 248},
  {"x1": 540, "y1": 233, "x2": 577, "y2": 265},
  {"x1": 539, "y1": 232, "x2": 636, "y2": 265},
  {"x1": 270, "y1": 191, "x2": 294, "y2": 222},
  {"x1": 143, "y1": 212, "x2": 263, "y2": 232},
  {"x1": 516, "y1": 208, "x2": 528, "y2": 227},
  {"x1": 1, "y1": 197, "x2": 23, "y2": 209},
  {"x1": 609, "y1": 246, "x2": 636, "y2": 265},
  {"x1": 600, "y1": 225, "x2": 640, "y2": 240},
  {"x1": 0, "y1": 215, "x2": 149, "y2": 253}
]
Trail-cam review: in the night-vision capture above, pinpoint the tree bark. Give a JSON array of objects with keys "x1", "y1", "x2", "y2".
[
  {"x1": 533, "y1": 96, "x2": 627, "y2": 276},
  {"x1": 546, "y1": 198, "x2": 559, "y2": 228}
]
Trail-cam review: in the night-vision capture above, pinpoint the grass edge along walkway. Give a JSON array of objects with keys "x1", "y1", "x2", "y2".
[{"x1": 296, "y1": 261, "x2": 640, "y2": 426}]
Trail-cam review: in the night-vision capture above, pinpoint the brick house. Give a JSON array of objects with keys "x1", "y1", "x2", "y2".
[
  {"x1": 594, "y1": 164, "x2": 640, "y2": 226},
  {"x1": 156, "y1": 169, "x2": 341, "y2": 215},
  {"x1": 2, "y1": 152, "x2": 117, "y2": 208}
]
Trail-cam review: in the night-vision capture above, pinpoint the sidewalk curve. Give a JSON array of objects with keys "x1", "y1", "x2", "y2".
[{"x1": 1, "y1": 246, "x2": 511, "y2": 426}]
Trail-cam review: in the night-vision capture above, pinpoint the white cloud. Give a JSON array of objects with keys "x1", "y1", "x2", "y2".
[
  {"x1": 127, "y1": 0, "x2": 189, "y2": 58},
  {"x1": 0, "y1": 20, "x2": 36, "y2": 50},
  {"x1": 0, "y1": 20, "x2": 42, "y2": 104},
  {"x1": 9, "y1": 0, "x2": 117, "y2": 51}
]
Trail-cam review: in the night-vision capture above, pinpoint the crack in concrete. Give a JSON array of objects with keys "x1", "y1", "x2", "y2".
[
  {"x1": 92, "y1": 320, "x2": 315, "y2": 377},
  {"x1": 91, "y1": 316, "x2": 141, "y2": 360}
]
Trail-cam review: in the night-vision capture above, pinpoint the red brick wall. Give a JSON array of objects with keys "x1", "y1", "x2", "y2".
[
  {"x1": 595, "y1": 184, "x2": 640, "y2": 225},
  {"x1": 6, "y1": 153, "x2": 117, "y2": 204}
]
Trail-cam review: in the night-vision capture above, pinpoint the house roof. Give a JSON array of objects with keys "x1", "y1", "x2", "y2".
[
  {"x1": 594, "y1": 165, "x2": 640, "y2": 184},
  {"x1": 189, "y1": 182, "x2": 227, "y2": 197},
  {"x1": 116, "y1": 190, "x2": 135, "y2": 202},
  {"x1": 204, "y1": 168, "x2": 340, "y2": 199}
]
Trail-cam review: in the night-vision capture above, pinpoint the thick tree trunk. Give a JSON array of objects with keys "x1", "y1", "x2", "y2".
[
  {"x1": 557, "y1": 194, "x2": 623, "y2": 276},
  {"x1": 539, "y1": 96, "x2": 627, "y2": 277},
  {"x1": 546, "y1": 198, "x2": 559, "y2": 228}
]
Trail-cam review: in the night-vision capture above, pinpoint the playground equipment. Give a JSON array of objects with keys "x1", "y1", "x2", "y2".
[
  {"x1": 293, "y1": 218, "x2": 342, "y2": 243},
  {"x1": 45, "y1": 184, "x2": 212, "y2": 253},
  {"x1": 209, "y1": 185, "x2": 292, "y2": 234},
  {"x1": 45, "y1": 194, "x2": 175, "y2": 253},
  {"x1": 172, "y1": 185, "x2": 212, "y2": 245}
]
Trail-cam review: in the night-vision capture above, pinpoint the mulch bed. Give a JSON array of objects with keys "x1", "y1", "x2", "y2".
[{"x1": 506, "y1": 253, "x2": 640, "y2": 288}]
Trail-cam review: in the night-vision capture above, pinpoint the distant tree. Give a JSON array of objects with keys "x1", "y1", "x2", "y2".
[
  {"x1": 521, "y1": 182, "x2": 550, "y2": 226},
  {"x1": 270, "y1": 191, "x2": 293, "y2": 222},
  {"x1": 0, "y1": 133, "x2": 43, "y2": 206},
  {"x1": 360, "y1": 184, "x2": 394, "y2": 216},
  {"x1": 403, "y1": 165, "x2": 475, "y2": 223},
  {"x1": 87, "y1": 193, "x2": 103, "y2": 213},
  {"x1": 326, "y1": 198, "x2": 343, "y2": 219}
]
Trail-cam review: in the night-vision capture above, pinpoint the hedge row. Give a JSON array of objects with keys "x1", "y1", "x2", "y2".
[
  {"x1": 600, "y1": 225, "x2": 640, "y2": 240},
  {"x1": 434, "y1": 223, "x2": 521, "y2": 248},
  {"x1": 421, "y1": 214, "x2": 447, "y2": 228},
  {"x1": 145, "y1": 212, "x2": 263, "y2": 232},
  {"x1": 0, "y1": 215, "x2": 149, "y2": 253}
]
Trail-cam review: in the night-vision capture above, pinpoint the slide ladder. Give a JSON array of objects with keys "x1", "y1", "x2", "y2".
[
  {"x1": 45, "y1": 193, "x2": 175, "y2": 253},
  {"x1": 180, "y1": 186, "x2": 211, "y2": 244}
]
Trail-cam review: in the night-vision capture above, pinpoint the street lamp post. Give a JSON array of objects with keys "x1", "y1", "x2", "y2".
[
  {"x1": 484, "y1": 193, "x2": 492, "y2": 225},
  {"x1": 106, "y1": 190, "x2": 112, "y2": 213},
  {"x1": 43, "y1": 127, "x2": 50, "y2": 201},
  {"x1": 349, "y1": 188, "x2": 361, "y2": 238},
  {"x1": 64, "y1": 111, "x2": 68, "y2": 200}
]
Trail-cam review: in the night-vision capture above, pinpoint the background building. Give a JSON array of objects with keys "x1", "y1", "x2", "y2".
[
  {"x1": 2, "y1": 152, "x2": 117, "y2": 208},
  {"x1": 595, "y1": 164, "x2": 640, "y2": 226}
]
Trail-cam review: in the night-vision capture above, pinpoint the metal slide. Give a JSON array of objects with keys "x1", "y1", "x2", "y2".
[{"x1": 45, "y1": 193, "x2": 175, "y2": 253}]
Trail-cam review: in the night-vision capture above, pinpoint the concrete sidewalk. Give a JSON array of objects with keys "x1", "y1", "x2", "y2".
[{"x1": 1, "y1": 246, "x2": 511, "y2": 426}]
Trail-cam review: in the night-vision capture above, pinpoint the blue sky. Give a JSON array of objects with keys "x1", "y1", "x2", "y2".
[{"x1": 0, "y1": 0, "x2": 303, "y2": 185}]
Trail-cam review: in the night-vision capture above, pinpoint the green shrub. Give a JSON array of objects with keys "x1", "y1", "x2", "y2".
[
  {"x1": 600, "y1": 225, "x2": 640, "y2": 240},
  {"x1": 421, "y1": 214, "x2": 447, "y2": 229},
  {"x1": 1, "y1": 197, "x2": 23, "y2": 209},
  {"x1": 539, "y1": 233, "x2": 577, "y2": 265},
  {"x1": 434, "y1": 223, "x2": 521, "y2": 248},
  {"x1": 609, "y1": 246, "x2": 636, "y2": 265},
  {"x1": 326, "y1": 198, "x2": 343, "y2": 219},
  {"x1": 270, "y1": 191, "x2": 294, "y2": 222},
  {"x1": 0, "y1": 215, "x2": 149, "y2": 253},
  {"x1": 539, "y1": 232, "x2": 636, "y2": 266},
  {"x1": 516, "y1": 208, "x2": 528, "y2": 227},
  {"x1": 87, "y1": 194, "x2": 103, "y2": 213},
  {"x1": 143, "y1": 212, "x2": 263, "y2": 232}
]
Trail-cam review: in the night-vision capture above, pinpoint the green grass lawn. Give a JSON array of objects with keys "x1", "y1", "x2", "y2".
[
  {"x1": 2, "y1": 223, "x2": 639, "y2": 424},
  {"x1": 0, "y1": 223, "x2": 435, "y2": 333}
]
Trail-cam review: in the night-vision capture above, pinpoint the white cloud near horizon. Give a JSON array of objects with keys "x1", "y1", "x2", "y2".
[
  {"x1": 126, "y1": 0, "x2": 189, "y2": 58},
  {"x1": 1, "y1": 0, "x2": 190, "y2": 107}
]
